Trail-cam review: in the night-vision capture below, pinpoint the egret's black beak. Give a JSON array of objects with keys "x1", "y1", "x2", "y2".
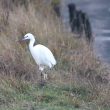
[
  {"x1": 17, "y1": 38, "x2": 25, "y2": 43},
  {"x1": 22, "y1": 38, "x2": 26, "y2": 41}
]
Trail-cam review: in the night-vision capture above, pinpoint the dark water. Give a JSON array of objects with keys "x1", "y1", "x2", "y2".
[{"x1": 61, "y1": 0, "x2": 110, "y2": 63}]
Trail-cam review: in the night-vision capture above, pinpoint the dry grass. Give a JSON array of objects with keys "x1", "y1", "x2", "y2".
[{"x1": 0, "y1": 0, "x2": 110, "y2": 109}]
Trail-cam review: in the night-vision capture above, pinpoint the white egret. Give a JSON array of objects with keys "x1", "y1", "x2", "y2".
[{"x1": 21, "y1": 33, "x2": 56, "y2": 82}]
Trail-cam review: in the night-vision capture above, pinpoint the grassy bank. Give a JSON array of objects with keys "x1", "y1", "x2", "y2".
[
  {"x1": 0, "y1": 76, "x2": 109, "y2": 110},
  {"x1": 0, "y1": 0, "x2": 110, "y2": 110}
]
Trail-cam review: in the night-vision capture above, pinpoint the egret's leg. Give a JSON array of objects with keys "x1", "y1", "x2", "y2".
[
  {"x1": 39, "y1": 66, "x2": 48, "y2": 80},
  {"x1": 39, "y1": 66, "x2": 44, "y2": 82},
  {"x1": 43, "y1": 73, "x2": 48, "y2": 80},
  {"x1": 40, "y1": 71, "x2": 46, "y2": 87},
  {"x1": 41, "y1": 72, "x2": 43, "y2": 83},
  {"x1": 45, "y1": 73, "x2": 48, "y2": 80},
  {"x1": 45, "y1": 68, "x2": 50, "y2": 80}
]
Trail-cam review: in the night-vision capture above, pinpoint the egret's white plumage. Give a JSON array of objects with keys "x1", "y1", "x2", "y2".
[{"x1": 22, "y1": 33, "x2": 56, "y2": 80}]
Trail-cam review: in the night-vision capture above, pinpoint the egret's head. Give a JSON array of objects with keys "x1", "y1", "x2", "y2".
[{"x1": 22, "y1": 33, "x2": 35, "y2": 41}]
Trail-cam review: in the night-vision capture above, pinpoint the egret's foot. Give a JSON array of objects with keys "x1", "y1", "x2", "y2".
[{"x1": 38, "y1": 80, "x2": 46, "y2": 87}]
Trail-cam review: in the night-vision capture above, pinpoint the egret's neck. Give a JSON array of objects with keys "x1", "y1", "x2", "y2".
[{"x1": 29, "y1": 38, "x2": 35, "y2": 50}]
